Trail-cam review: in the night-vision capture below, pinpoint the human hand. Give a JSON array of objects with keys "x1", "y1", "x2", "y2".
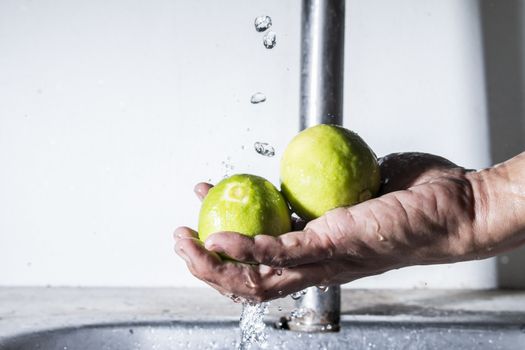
[{"x1": 174, "y1": 152, "x2": 512, "y2": 302}]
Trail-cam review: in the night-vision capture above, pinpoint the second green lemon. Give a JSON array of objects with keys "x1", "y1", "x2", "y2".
[{"x1": 280, "y1": 124, "x2": 380, "y2": 221}]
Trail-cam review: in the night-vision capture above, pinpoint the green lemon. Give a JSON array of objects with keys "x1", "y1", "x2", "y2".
[
  {"x1": 198, "y1": 174, "x2": 292, "y2": 243},
  {"x1": 280, "y1": 124, "x2": 380, "y2": 221}
]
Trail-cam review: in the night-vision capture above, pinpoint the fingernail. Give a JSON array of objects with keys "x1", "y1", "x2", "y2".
[{"x1": 173, "y1": 227, "x2": 184, "y2": 240}]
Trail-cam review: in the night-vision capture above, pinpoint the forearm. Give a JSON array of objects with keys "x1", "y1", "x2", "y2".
[{"x1": 469, "y1": 152, "x2": 525, "y2": 256}]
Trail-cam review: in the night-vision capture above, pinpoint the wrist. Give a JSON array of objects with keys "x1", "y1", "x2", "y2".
[{"x1": 467, "y1": 152, "x2": 525, "y2": 257}]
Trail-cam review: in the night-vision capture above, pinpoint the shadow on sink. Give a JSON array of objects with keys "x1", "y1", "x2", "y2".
[{"x1": 1, "y1": 318, "x2": 525, "y2": 350}]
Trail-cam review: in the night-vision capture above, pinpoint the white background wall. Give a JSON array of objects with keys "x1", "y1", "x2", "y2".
[{"x1": 0, "y1": 0, "x2": 520, "y2": 288}]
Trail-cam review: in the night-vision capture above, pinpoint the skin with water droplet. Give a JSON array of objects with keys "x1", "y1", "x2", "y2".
[{"x1": 245, "y1": 280, "x2": 256, "y2": 288}]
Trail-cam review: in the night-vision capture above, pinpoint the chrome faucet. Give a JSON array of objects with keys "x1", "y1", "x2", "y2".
[{"x1": 283, "y1": 0, "x2": 345, "y2": 333}]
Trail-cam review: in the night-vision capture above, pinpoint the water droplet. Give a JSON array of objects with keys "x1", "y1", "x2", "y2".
[
  {"x1": 377, "y1": 234, "x2": 386, "y2": 242},
  {"x1": 290, "y1": 289, "x2": 307, "y2": 300},
  {"x1": 241, "y1": 145, "x2": 245, "y2": 150},
  {"x1": 254, "y1": 142, "x2": 275, "y2": 157},
  {"x1": 277, "y1": 306, "x2": 282, "y2": 311},
  {"x1": 316, "y1": 285, "x2": 329, "y2": 292},
  {"x1": 228, "y1": 294, "x2": 245, "y2": 303},
  {"x1": 275, "y1": 269, "x2": 282, "y2": 276},
  {"x1": 254, "y1": 15, "x2": 272, "y2": 32},
  {"x1": 245, "y1": 279, "x2": 257, "y2": 288},
  {"x1": 290, "y1": 292, "x2": 302, "y2": 300},
  {"x1": 278, "y1": 290, "x2": 283, "y2": 295},
  {"x1": 263, "y1": 31, "x2": 277, "y2": 49},
  {"x1": 221, "y1": 157, "x2": 235, "y2": 177},
  {"x1": 250, "y1": 92, "x2": 267, "y2": 104}
]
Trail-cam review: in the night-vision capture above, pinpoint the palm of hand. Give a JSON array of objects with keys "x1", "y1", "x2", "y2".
[{"x1": 175, "y1": 153, "x2": 478, "y2": 302}]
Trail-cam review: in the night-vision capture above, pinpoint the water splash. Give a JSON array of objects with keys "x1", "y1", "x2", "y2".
[
  {"x1": 238, "y1": 302, "x2": 269, "y2": 350},
  {"x1": 289, "y1": 307, "x2": 309, "y2": 319},
  {"x1": 254, "y1": 142, "x2": 275, "y2": 157},
  {"x1": 250, "y1": 92, "x2": 266, "y2": 104},
  {"x1": 263, "y1": 31, "x2": 277, "y2": 49},
  {"x1": 254, "y1": 16, "x2": 272, "y2": 32}
]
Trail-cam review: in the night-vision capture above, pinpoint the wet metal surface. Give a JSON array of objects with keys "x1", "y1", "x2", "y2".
[
  {"x1": 1, "y1": 288, "x2": 525, "y2": 349},
  {"x1": 1, "y1": 318, "x2": 525, "y2": 350}
]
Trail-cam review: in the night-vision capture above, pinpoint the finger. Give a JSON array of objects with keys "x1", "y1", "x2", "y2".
[
  {"x1": 175, "y1": 229, "x2": 352, "y2": 302},
  {"x1": 174, "y1": 231, "x2": 295, "y2": 302},
  {"x1": 175, "y1": 231, "x2": 225, "y2": 282},
  {"x1": 194, "y1": 182, "x2": 213, "y2": 201},
  {"x1": 379, "y1": 152, "x2": 458, "y2": 193},
  {"x1": 204, "y1": 229, "x2": 335, "y2": 268},
  {"x1": 173, "y1": 226, "x2": 198, "y2": 241},
  {"x1": 214, "y1": 260, "x2": 344, "y2": 302},
  {"x1": 256, "y1": 262, "x2": 339, "y2": 300},
  {"x1": 173, "y1": 227, "x2": 239, "y2": 298}
]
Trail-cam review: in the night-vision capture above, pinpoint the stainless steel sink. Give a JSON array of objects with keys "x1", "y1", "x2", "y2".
[
  {"x1": 2, "y1": 317, "x2": 524, "y2": 350},
  {"x1": 2, "y1": 288, "x2": 525, "y2": 350}
]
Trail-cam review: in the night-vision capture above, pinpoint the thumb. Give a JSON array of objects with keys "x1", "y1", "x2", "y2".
[{"x1": 204, "y1": 226, "x2": 338, "y2": 267}]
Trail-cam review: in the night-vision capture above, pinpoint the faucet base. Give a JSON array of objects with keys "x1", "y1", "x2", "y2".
[
  {"x1": 277, "y1": 286, "x2": 341, "y2": 333},
  {"x1": 277, "y1": 316, "x2": 341, "y2": 333}
]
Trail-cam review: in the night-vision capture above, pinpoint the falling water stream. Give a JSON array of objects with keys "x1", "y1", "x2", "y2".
[
  {"x1": 238, "y1": 302, "x2": 270, "y2": 350},
  {"x1": 232, "y1": 15, "x2": 281, "y2": 350}
]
